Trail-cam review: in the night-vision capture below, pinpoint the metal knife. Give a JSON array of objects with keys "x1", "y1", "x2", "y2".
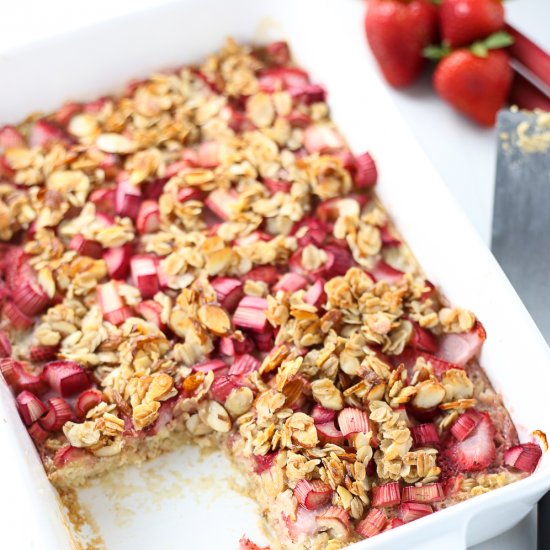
[{"x1": 490, "y1": 108, "x2": 550, "y2": 550}]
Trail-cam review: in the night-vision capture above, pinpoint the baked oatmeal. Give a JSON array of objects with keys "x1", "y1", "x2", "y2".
[{"x1": 0, "y1": 39, "x2": 543, "y2": 549}]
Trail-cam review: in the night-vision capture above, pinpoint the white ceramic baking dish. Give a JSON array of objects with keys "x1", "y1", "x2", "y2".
[{"x1": 1, "y1": 0, "x2": 549, "y2": 548}]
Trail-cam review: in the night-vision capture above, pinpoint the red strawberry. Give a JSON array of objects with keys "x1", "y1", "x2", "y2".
[
  {"x1": 365, "y1": 0, "x2": 438, "y2": 88},
  {"x1": 440, "y1": 0, "x2": 505, "y2": 48},
  {"x1": 443, "y1": 413, "x2": 496, "y2": 472},
  {"x1": 433, "y1": 45, "x2": 512, "y2": 126}
]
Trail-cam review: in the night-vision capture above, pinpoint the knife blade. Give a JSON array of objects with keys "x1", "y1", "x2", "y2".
[{"x1": 491, "y1": 108, "x2": 550, "y2": 342}]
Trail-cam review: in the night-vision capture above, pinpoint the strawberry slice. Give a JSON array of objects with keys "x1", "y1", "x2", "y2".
[
  {"x1": 437, "y1": 321, "x2": 486, "y2": 366},
  {"x1": 303, "y1": 124, "x2": 346, "y2": 154},
  {"x1": 443, "y1": 412, "x2": 496, "y2": 472}
]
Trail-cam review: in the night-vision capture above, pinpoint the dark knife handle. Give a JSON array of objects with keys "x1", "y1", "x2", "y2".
[{"x1": 538, "y1": 492, "x2": 550, "y2": 550}]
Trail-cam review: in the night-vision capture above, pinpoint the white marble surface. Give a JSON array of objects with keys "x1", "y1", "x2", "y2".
[{"x1": 0, "y1": 1, "x2": 547, "y2": 548}]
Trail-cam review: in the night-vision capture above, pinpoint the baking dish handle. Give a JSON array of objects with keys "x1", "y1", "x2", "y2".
[{"x1": 410, "y1": 530, "x2": 467, "y2": 550}]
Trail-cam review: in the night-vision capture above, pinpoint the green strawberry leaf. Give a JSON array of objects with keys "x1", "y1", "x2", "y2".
[
  {"x1": 423, "y1": 43, "x2": 452, "y2": 60},
  {"x1": 470, "y1": 32, "x2": 514, "y2": 58},
  {"x1": 484, "y1": 31, "x2": 515, "y2": 50}
]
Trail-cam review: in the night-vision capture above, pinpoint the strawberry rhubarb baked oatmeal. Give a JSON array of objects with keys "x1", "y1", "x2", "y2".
[{"x1": 0, "y1": 39, "x2": 544, "y2": 549}]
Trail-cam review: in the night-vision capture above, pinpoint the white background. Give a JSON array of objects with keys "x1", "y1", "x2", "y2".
[{"x1": 0, "y1": 0, "x2": 548, "y2": 548}]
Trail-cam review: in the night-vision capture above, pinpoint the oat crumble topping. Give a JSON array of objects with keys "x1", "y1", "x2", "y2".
[{"x1": 0, "y1": 39, "x2": 543, "y2": 549}]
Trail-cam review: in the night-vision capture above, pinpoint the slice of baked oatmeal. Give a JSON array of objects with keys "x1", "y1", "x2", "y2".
[{"x1": 0, "y1": 38, "x2": 543, "y2": 549}]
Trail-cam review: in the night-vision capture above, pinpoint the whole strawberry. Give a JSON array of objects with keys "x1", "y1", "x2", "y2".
[
  {"x1": 440, "y1": 0, "x2": 505, "y2": 48},
  {"x1": 429, "y1": 33, "x2": 513, "y2": 126},
  {"x1": 365, "y1": 0, "x2": 438, "y2": 88}
]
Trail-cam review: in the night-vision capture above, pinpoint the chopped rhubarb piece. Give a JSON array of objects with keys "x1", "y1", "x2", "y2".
[
  {"x1": 69, "y1": 235, "x2": 103, "y2": 259},
  {"x1": 39, "y1": 397, "x2": 72, "y2": 431},
  {"x1": 43, "y1": 360, "x2": 91, "y2": 397},
  {"x1": 353, "y1": 152, "x2": 378, "y2": 188},
  {"x1": 97, "y1": 280, "x2": 127, "y2": 323},
  {"x1": 408, "y1": 322, "x2": 438, "y2": 353},
  {"x1": 0, "y1": 359, "x2": 47, "y2": 394},
  {"x1": 12, "y1": 274, "x2": 50, "y2": 316},
  {"x1": 437, "y1": 322, "x2": 486, "y2": 367},
  {"x1": 29, "y1": 120, "x2": 71, "y2": 147},
  {"x1": 316, "y1": 421, "x2": 345, "y2": 446},
  {"x1": 411, "y1": 423, "x2": 440, "y2": 447},
  {"x1": 3, "y1": 301, "x2": 34, "y2": 330},
  {"x1": 211, "y1": 277, "x2": 244, "y2": 312},
  {"x1": 136, "y1": 200, "x2": 161, "y2": 234},
  {"x1": 131, "y1": 255, "x2": 160, "y2": 299},
  {"x1": 265, "y1": 41, "x2": 291, "y2": 66},
  {"x1": 103, "y1": 244, "x2": 132, "y2": 279},
  {"x1": 303, "y1": 124, "x2": 346, "y2": 154},
  {"x1": 105, "y1": 307, "x2": 134, "y2": 325},
  {"x1": 273, "y1": 272, "x2": 308, "y2": 293},
  {"x1": 246, "y1": 265, "x2": 280, "y2": 285},
  {"x1": 258, "y1": 67, "x2": 310, "y2": 92},
  {"x1": 444, "y1": 413, "x2": 496, "y2": 472},
  {"x1": 0, "y1": 125, "x2": 25, "y2": 150},
  {"x1": 292, "y1": 217, "x2": 329, "y2": 247},
  {"x1": 136, "y1": 300, "x2": 164, "y2": 328},
  {"x1": 356, "y1": 508, "x2": 388, "y2": 538},
  {"x1": 115, "y1": 179, "x2": 142, "y2": 219},
  {"x1": 386, "y1": 518, "x2": 405, "y2": 530},
  {"x1": 55, "y1": 102, "x2": 82, "y2": 126},
  {"x1": 451, "y1": 410, "x2": 481, "y2": 442},
  {"x1": 0, "y1": 330, "x2": 11, "y2": 358},
  {"x1": 210, "y1": 374, "x2": 241, "y2": 402},
  {"x1": 4, "y1": 247, "x2": 25, "y2": 289},
  {"x1": 294, "y1": 479, "x2": 333, "y2": 510},
  {"x1": 144, "y1": 177, "x2": 168, "y2": 200},
  {"x1": 316, "y1": 506, "x2": 350, "y2": 540},
  {"x1": 287, "y1": 110, "x2": 312, "y2": 128},
  {"x1": 228, "y1": 354, "x2": 260, "y2": 376},
  {"x1": 16, "y1": 391, "x2": 47, "y2": 426},
  {"x1": 303, "y1": 279, "x2": 326, "y2": 309},
  {"x1": 252, "y1": 327, "x2": 273, "y2": 352},
  {"x1": 338, "y1": 408, "x2": 370, "y2": 437},
  {"x1": 75, "y1": 389, "x2": 104, "y2": 419},
  {"x1": 192, "y1": 359, "x2": 227, "y2": 374},
  {"x1": 264, "y1": 178, "x2": 292, "y2": 194},
  {"x1": 28, "y1": 421, "x2": 50, "y2": 444},
  {"x1": 95, "y1": 211, "x2": 115, "y2": 228},
  {"x1": 89, "y1": 187, "x2": 116, "y2": 213},
  {"x1": 53, "y1": 445, "x2": 91, "y2": 468},
  {"x1": 290, "y1": 83, "x2": 327, "y2": 105},
  {"x1": 205, "y1": 188, "x2": 238, "y2": 221},
  {"x1": 323, "y1": 245, "x2": 354, "y2": 278},
  {"x1": 402, "y1": 482, "x2": 445, "y2": 504},
  {"x1": 29, "y1": 345, "x2": 58, "y2": 363},
  {"x1": 372, "y1": 482, "x2": 401, "y2": 507},
  {"x1": 233, "y1": 296, "x2": 268, "y2": 332},
  {"x1": 504, "y1": 443, "x2": 542, "y2": 474},
  {"x1": 311, "y1": 405, "x2": 336, "y2": 424},
  {"x1": 370, "y1": 260, "x2": 404, "y2": 284},
  {"x1": 252, "y1": 452, "x2": 277, "y2": 474},
  {"x1": 397, "y1": 502, "x2": 433, "y2": 523}
]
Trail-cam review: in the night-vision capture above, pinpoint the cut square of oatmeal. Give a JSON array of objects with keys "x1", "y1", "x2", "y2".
[{"x1": 0, "y1": 38, "x2": 543, "y2": 549}]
